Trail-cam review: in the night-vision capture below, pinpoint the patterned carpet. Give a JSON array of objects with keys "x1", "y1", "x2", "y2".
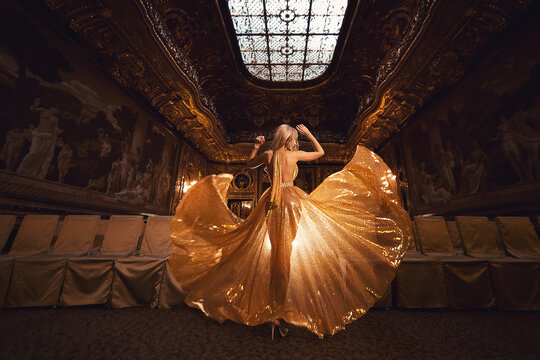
[{"x1": 0, "y1": 307, "x2": 539, "y2": 359}]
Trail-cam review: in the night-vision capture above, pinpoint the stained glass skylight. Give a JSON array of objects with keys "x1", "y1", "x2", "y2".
[{"x1": 227, "y1": 0, "x2": 348, "y2": 82}]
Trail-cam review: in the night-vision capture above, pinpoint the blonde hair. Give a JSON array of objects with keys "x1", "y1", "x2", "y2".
[{"x1": 272, "y1": 124, "x2": 298, "y2": 151}]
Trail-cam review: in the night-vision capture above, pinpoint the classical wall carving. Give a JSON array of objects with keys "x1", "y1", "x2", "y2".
[
  {"x1": 0, "y1": 2, "x2": 180, "y2": 214},
  {"x1": 393, "y1": 19, "x2": 539, "y2": 215}
]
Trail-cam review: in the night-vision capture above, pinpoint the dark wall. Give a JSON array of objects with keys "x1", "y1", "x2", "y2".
[
  {"x1": 385, "y1": 19, "x2": 540, "y2": 217},
  {"x1": 0, "y1": 3, "x2": 182, "y2": 215}
]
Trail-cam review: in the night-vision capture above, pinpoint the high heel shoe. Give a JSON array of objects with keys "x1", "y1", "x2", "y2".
[
  {"x1": 278, "y1": 321, "x2": 288, "y2": 337},
  {"x1": 270, "y1": 320, "x2": 288, "y2": 340}
]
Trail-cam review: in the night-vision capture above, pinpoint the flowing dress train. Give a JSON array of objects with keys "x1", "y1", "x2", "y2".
[{"x1": 169, "y1": 145, "x2": 412, "y2": 337}]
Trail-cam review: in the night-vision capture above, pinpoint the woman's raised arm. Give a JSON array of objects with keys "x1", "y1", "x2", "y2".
[
  {"x1": 247, "y1": 135, "x2": 271, "y2": 168},
  {"x1": 294, "y1": 124, "x2": 325, "y2": 162}
]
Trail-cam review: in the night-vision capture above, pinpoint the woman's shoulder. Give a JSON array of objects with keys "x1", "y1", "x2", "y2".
[{"x1": 283, "y1": 149, "x2": 305, "y2": 158}]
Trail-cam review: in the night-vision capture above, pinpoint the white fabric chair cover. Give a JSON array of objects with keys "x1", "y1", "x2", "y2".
[
  {"x1": 442, "y1": 258, "x2": 494, "y2": 309},
  {"x1": 446, "y1": 221, "x2": 464, "y2": 255},
  {"x1": 110, "y1": 216, "x2": 173, "y2": 308},
  {"x1": 157, "y1": 261, "x2": 185, "y2": 309},
  {"x1": 59, "y1": 216, "x2": 141, "y2": 307},
  {"x1": 0, "y1": 258, "x2": 14, "y2": 307},
  {"x1": 414, "y1": 216, "x2": 454, "y2": 256},
  {"x1": 6, "y1": 257, "x2": 67, "y2": 307},
  {"x1": 140, "y1": 216, "x2": 173, "y2": 256},
  {"x1": 59, "y1": 257, "x2": 115, "y2": 306},
  {"x1": 0, "y1": 215, "x2": 16, "y2": 253},
  {"x1": 86, "y1": 219, "x2": 108, "y2": 254},
  {"x1": 395, "y1": 258, "x2": 448, "y2": 308},
  {"x1": 495, "y1": 216, "x2": 540, "y2": 259},
  {"x1": 9, "y1": 215, "x2": 59, "y2": 255},
  {"x1": 455, "y1": 216, "x2": 505, "y2": 258},
  {"x1": 53, "y1": 215, "x2": 101, "y2": 255},
  {"x1": 100, "y1": 215, "x2": 143, "y2": 256},
  {"x1": 110, "y1": 258, "x2": 167, "y2": 308},
  {"x1": 490, "y1": 258, "x2": 540, "y2": 310},
  {"x1": 407, "y1": 220, "x2": 419, "y2": 253}
]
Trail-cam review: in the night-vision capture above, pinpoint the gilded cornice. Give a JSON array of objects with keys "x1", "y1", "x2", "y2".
[
  {"x1": 45, "y1": 0, "x2": 237, "y2": 162},
  {"x1": 350, "y1": 0, "x2": 531, "y2": 150},
  {"x1": 43, "y1": 0, "x2": 531, "y2": 164}
]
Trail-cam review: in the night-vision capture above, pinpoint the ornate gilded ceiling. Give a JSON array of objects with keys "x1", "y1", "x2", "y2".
[
  {"x1": 44, "y1": 0, "x2": 531, "y2": 163},
  {"x1": 155, "y1": 0, "x2": 423, "y2": 143}
]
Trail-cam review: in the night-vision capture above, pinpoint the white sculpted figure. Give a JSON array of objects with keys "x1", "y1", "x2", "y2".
[{"x1": 16, "y1": 98, "x2": 61, "y2": 179}]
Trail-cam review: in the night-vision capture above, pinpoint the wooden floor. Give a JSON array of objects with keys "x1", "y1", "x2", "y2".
[{"x1": 0, "y1": 306, "x2": 539, "y2": 359}]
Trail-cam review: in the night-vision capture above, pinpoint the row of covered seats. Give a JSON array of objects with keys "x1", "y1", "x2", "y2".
[
  {"x1": 1, "y1": 213, "x2": 539, "y2": 311},
  {"x1": 395, "y1": 215, "x2": 540, "y2": 310},
  {"x1": 0, "y1": 214, "x2": 184, "y2": 309},
  {"x1": 0, "y1": 214, "x2": 173, "y2": 257},
  {"x1": 409, "y1": 216, "x2": 540, "y2": 259}
]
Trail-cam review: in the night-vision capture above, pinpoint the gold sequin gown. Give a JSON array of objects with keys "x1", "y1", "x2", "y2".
[{"x1": 169, "y1": 145, "x2": 412, "y2": 338}]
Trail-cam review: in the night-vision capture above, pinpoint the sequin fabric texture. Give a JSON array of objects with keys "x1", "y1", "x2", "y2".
[{"x1": 169, "y1": 145, "x2": 412, "y2": 338}]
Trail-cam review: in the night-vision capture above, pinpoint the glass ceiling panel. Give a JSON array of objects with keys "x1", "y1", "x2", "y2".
[{"x1": 227, "y1": 0, "x2": 348, "y2": 82}]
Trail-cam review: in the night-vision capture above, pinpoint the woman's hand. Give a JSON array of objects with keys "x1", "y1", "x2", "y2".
[
  {"x1": 296, "y1": 124, "x2": 312, "y2": 137},
  {"x1": 293, "y1": 124, "x2": 324, "y2": 161},
  {"x1": 254, "y1": 135, "x2": 265, "y2": 149}
]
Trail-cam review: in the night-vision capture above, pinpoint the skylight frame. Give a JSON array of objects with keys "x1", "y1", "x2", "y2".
[{"x1": 225, "y1": 0, "x2": 349, "y2": 83}]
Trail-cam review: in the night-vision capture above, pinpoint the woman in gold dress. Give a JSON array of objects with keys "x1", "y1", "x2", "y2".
[{"x1": 169, "y1": 124, "x2": 412, "y2": 339}]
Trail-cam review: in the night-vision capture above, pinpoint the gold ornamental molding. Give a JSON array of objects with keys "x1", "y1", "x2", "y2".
[
  {"x1": 45, "y1": 0, "x2": 239, "y2": 162},
  {"x1": 43, "y1": 0, "x2": 531, "y2": 164},
  {"x1": 349, "y1": 0, "x2": 531, "y2": 149}
]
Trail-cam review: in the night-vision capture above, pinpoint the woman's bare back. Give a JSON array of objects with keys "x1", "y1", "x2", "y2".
[
  {"x1": 265, "y1": 150, "x2": 298, "y2": 184},
  {"x1": 247, "y1": 124, "x2": 325, "y2": 184},
  {"x1": 279, "y1": 151, "x2": 298, "y2": 183}
]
